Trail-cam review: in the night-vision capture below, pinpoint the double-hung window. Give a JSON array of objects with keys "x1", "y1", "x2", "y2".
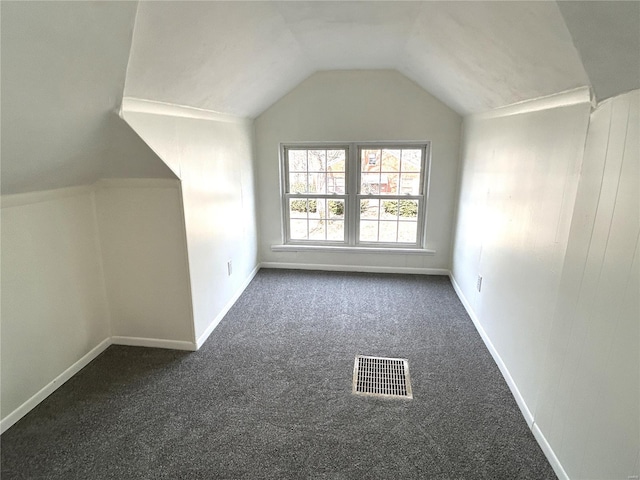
[{"x1": 281, "y1": 143, "x2": 430, "y2": 249}]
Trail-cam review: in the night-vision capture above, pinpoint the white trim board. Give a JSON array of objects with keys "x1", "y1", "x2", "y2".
[
  {"x1": 196, "y1": 264, "x2": 261, "y2": 349},
  {"x1": 1, "y1": 179, "x2": 180, "y2": 210},
  {"x1": 111, "y1": 336, "x2": 196, "y2": 351},
  {"x1": 0, "y1": 335, "x2": 197, "y2": 435},
  {"x1": 1, "y1": 264, "x2": 259, "y2": 434},
  {"x1": 120, "y1": 97, "x2": 252, "y2": 125},
  {"x1": 260, "y1": 262, "x2": 449, "y2": 276},
  {"x1": 0, "y1": 338, "x2": 112, "y2": 434},
  {"x1": 1, "y1": 185, "x2": 94, "y2": 209},
  {"x1": 470, "y1": 86, "x2": 592, "y2": 121},
  {"x1": 449, "y1": 272, "x2": 567, "y2": 480},
  {"x1": 532, "y1": 421, "x2": 570, "y2": 480},
  {"x1": 448, "y1": 273, "x2": 534, "y2": 425}
]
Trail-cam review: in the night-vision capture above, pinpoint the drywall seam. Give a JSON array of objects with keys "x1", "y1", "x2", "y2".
[
  {"x1": 0, "y1": 338, "x2": 112, "y2": 434},
  {"x1": 111, "y1": 336, "x2": 196, "y2": 351},
  {"x1": 261, "y1": 262, "x2": 449, "y2": 276},
  {"x1": 121, "y1": 97, "x2": 253, "y2": 124},
  {"x1": 0, "y1": 185, "x2": 94, "y2": 209},
  {"x1": 95, "y1": 178, "x2": 180, "y2": 189},
  {"x1": 90, "y1": 189, "x2": 113, "y2": 339},
  {"x1": 471, "y1": 87, "x2": 591, "y2": 121},
  {"x1": 448, "y1": 273, "x2": 534, "y2": 426},
  {"x1": 195, "y1": 264, "x2": 261, "y2": 349}
]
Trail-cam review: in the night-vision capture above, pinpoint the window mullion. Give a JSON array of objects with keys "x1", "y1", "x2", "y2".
[{"x1": 347, "y1": 144, "x2": 359, "y2": 246}]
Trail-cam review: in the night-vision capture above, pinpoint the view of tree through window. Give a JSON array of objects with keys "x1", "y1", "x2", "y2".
[{"x1": 282, "y1": 143, "x2": 429, "y2": 248}]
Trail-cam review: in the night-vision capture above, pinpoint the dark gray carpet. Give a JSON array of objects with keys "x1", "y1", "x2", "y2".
[{"x1": 1, "y1": 269, "x2": 556, "y2": 479}]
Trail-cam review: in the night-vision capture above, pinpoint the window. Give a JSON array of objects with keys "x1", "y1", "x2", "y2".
[{"x1": 281, "y1": 143, "x2": 430, "y2": 249}]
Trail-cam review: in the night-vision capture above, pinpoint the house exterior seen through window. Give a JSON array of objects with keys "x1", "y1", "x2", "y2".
[{"x1": 281, "y1": 143, "x2": 430, "y2": 249}]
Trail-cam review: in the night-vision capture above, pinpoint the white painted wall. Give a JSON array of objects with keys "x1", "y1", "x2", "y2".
[
  {"x1": 1, "y1": 188, "x2": 111, "y2": 419},
  {"x1": 94, "y1": 179, "x2": 194, "y2": 347},
  {"x1": 254, "y1": 70, "x2": 461, "y2": 272},
  {"x1": 534, "y1": 90, "x2": 639, "y2": 480},
  {"x1": 121, "y1": 103, "x2": 259, "y2": 345},
  {"x1": 451, "y1": 89, "x2": 639, "y2": 479}
]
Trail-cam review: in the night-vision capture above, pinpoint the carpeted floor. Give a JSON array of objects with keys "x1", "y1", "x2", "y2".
[{"x1": 1, "y1": 269, "x2": 557, "y2": 479}]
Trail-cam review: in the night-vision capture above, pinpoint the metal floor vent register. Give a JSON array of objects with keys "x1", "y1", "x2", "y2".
[{"x1": 353, "y1": 355, "x2": 413, "y2": 399}]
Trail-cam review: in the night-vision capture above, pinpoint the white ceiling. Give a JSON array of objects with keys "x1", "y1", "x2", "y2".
[
  {"x1": 125, "y1": 1, "x2": 592, "y2": 117},
  {"x1": 2, "y1": 1, "x2": 638, "y2": 194}
]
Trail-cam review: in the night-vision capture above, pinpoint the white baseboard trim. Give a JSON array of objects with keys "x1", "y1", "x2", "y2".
[
  {"x1": 260, "y1": 262, "x2": 450, "y2": 276},
  {"x1": 532, "y1": 421, "x2": 569, "y2": 480},
  {"x1": 111, "y1": 336, "x2": 196, "y2": 351},
  {"x1": 0, "y1": 338, "x2": 112, "y2": 434},
  {"x1": 195, "y1": 264, "x2": 261, "y2": 349},
  {"x1": 449, "y1": 272, "x2": 569, "y2": 479},
  {"x1": 448, "y1": 273, "x2": 534, "y2": 426}
]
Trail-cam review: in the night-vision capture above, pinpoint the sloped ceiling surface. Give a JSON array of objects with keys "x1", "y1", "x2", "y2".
[
  {"x1": 558, "y1": 1, "x2": 640, "y2": 102},
  {"x1": 3, "y1": 1, "x2": 638, "y2": 194},
  {"x1": 1, "y1": 1, "x2": 175, "y2": 195},
  {"x1": 124, "y1": 1, "x2": 590, "y2": 117}
]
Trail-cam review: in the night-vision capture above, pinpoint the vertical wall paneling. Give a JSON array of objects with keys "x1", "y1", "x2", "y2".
[{"x1": 535, "y1": 91, "x2": 639, "y2": 480}]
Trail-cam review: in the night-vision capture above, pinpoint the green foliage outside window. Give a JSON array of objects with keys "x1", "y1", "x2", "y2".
[{"x1": 383, "y1": 200, "x2": 418, "y2": 217}]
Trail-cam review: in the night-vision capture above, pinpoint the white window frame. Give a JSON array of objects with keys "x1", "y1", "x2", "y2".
[{"x1": 279, "y1": 142, "x2": 431, "y2": 251}]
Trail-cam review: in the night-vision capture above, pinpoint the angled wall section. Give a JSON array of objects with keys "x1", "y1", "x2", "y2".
[
  {"x1": 94, "y1": 178, "x2": 194, "y2": 349},
  {"x1": 120, "y1": 100, "x2": 260, "y2": 346}
]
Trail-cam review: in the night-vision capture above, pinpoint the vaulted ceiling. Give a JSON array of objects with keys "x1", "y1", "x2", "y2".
[
  {"x1": 2, "y1": 1, "x2": 639, "y2": 194},
  {"x1": 125, "y1": 1, "x2": 591, "y2": 117}
]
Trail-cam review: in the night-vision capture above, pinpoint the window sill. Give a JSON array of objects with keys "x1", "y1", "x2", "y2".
[{"x1": 271, "y1": 244, "x2": 436, "y2": 255}]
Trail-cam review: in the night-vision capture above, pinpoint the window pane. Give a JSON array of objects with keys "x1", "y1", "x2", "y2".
[
  {"x1": 290, "y1": 219, "x2": 308, "y2": 240},
  {"x1": 288, "y1": 150, "x2": 307, "y2": 172},
  {"x1": 362, "y1": 149, "x2": 381, "y2": 172},
  {"x1": 308, "y1": 150, "x2": 327, "y2": 171},
  {"x1": 327, "y1": 173, "x2": 345, "y2": 194},
  {"x1": 360, "y1": 220, "x2": 379, "y2": 242},
  {"x1": 327, "y1": 199, "x2": 345, "y2": 219},
  {"x1": 398, "y1": 221, "x2": 418, "y2": 243},
  {"x1": 361, "y1": 172, "x2": 382, "y2": 194},
  {"x1": 381, "y1": 149, "x2": 401, "y2": 172},
  {"x1": 360, "y1": 199, "x2": 379, "y2": 219},
  {"x1": 309, "y1": 220, "x2": 326, "y2": 241},
  {"x1": 327, "y1": 220, "x2": 344, "y2": 241},
  {"x1": 289, "y1": 198, "x2": 316, "y2": 218},
  {"x1": 289, "y1": 173, "x2": 308, "y2": 193},
  {"x1": 308, "y1": 171, "x2": 326, "y2": 193},
  {"x1": 380, "y1": 200, "x2": 399, "y2": 220},
  {"x1": 382, "y1": 173, "x2": 399, "y2": 194},
  {"x1": 379, "y1": 221, "x2": 398, "y2": 242},
  {"x1": 327, "y1": 150, "x2": 346, "y2": 173},
  {"x1": 399, "y1": 173, "x2": 420, "y2": 195},
  {"x1": 400, "y1": 149, "x2": 422, "y2": 172}
]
